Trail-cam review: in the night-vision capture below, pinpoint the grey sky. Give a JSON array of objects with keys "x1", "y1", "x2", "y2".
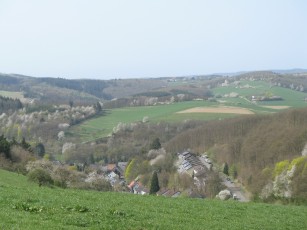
[{"x1": 0, "y1": 0, "x2": 306, "y2": 79}]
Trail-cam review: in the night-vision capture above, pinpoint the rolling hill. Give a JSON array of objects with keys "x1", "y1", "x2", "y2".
[{"x1": 1, "y1": 70, "x2": 307, "y2": 107}]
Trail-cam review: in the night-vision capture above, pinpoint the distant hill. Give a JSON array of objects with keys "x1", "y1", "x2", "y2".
[
  {"x1": 271, "y1": 68, "x2": 307, "y2": 74},
  {"x1": 1, "y1": 69, "x2": 307, "y2": 106},
  {"x1": 213, "y1": 71, "x2": 248, "y2": 77},
  {"x1": 0, "y1": 73, "x2": 166, "y2": 105},
  {"x1": 214, "y1": 69, "x2": 307, "y2": 76}
]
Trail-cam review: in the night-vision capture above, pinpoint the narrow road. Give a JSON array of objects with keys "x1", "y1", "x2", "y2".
[
  {"x1": 198, "y1": 156, "x2": 250, "y2": 202},
  {"x1": 220, "y1": 175, "x2": 249, "y2": 202}
]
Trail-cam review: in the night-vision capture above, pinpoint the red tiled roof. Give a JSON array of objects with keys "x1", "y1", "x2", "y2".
[
  {"x1": 128, "y1": 180, "x2": 135, "y2": 189},
  {"x1": 107, "y1": 164, "x2": 116, "y2": 171}
]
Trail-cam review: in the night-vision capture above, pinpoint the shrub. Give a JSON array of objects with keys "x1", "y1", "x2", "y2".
[
  {"x1": 28, "y1": 168, "x2": 53, "y2": 187},
  {"x1": 91, "y1": 179, "x2": 113, "y2": 191},
  {"x1": 229, "y1": 165, "x2": 238, "y2": 179},
  {"x1": 273, "y1": 160, "x2": 289, "y2": 178}
]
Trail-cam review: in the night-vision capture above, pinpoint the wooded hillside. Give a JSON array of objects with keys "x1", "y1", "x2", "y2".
[{"x1": 165, "y1": 108, "x2": 307, "y2": 202}]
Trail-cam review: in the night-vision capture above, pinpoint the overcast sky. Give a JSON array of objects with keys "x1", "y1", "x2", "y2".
[{"x1": 0, "y1": 0, "x2": 306, "y2": 79}]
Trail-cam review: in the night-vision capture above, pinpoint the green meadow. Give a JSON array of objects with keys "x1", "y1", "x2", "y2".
[
  {"x1": 70, "y1": 101, "x2": 238, "y2": 142},
  {"x1": 0, "y1": 90, "x2": 24, "y2": 99},
  {"x1": 1, "y1": 169, "x2": 307, "y2": 229},
  {"x1": 70, "y1": 81, "x2": 307, "y2": 142},
  {"x1": 213, "y1": 80, "x2": 307, "y2": 107}
]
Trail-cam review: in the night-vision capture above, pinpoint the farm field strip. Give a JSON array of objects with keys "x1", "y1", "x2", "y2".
[
  {"x1": 261, "y1": 105, "x2": 291, "y2": 109},
  {"x1": 177, "y1": 106, "x2": 255, "y2": 114}
]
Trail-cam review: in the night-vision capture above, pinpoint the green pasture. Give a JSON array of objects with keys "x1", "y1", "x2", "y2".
[
  {"x1": 0, "y1": 90, "x2": 24, "y2": 99},
  {"x1": 70, "y1": 101, "x2": 246, "y2": 142},
  {"x1": 71, "y1": 80, "x2": 307, "y2": 142},
  {"x1": 213, "y1": 80, "x2": 307, "y2": 108},
  {"x1": 1, "y1": 169, "x2": 307, "y2": 230},
  {"x1": 213, "y1": 80, "x2": 268, "y2": 97}
]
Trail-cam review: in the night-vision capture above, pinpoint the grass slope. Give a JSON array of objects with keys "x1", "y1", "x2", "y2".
[{"x1": 1, "y1": 169, "x2": 307, "y2": 229}]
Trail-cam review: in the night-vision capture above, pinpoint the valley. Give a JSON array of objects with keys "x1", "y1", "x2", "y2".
[
  {"x1": 1, "y1": 2, "x2": 307, "y2": 228},
  {"x1": 0, "y1": 70, "x2": 307, "y2": 229}
]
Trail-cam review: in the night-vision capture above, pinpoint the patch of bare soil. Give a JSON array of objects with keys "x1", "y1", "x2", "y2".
[
  {"x1": 261, "y1": 106, "x2": 290, "y2": 110},
  {"x1": 177, "y1": 106, "x2": 254, "y2": 114}
]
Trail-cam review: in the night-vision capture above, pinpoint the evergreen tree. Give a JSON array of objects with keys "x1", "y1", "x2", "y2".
[
  {"x1": 34, "y1": 143, "x2": 45, "y2": 157},
  {"x1": 21, "y1": 137, "x2": 31, "y2": 150},
  {"x1": 94, "y1": 102, "x2": 102, "y2": 113},
  {"x1": 150, "y1": 138, "x2": 161, "y2": 150},
  {"x1": 150, "y1": 171, "x2": 160, "y2": 194},
  {"x1": 223, "y1": 162, "x2": 229, "y2": 176},
  {"x1": 0, "y1": 135, "x2": 11, "y2": 159},
  {"x1": 69, "y1": 100, "x2": 74, "y2": 108}
]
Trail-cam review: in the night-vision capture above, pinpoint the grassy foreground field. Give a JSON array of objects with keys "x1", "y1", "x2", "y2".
[{"x1": 1, "y1": 169, "x2": 307, "y2": 230}]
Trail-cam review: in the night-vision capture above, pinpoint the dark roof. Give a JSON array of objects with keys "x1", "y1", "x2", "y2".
[
  {"x1": 156, "y1": 188, "x2": 169, "y2": 196},
  {"x1": 117, "y1": 162, "x2": 128, "y2": 171},
  {"x1": 156, "y1": 188, "x2": 181, "y2": 197}
]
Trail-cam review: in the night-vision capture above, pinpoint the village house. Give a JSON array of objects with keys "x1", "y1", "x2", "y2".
[
  {"x1": 99, "y1": 162, "x2": 128, "y2": 187},
  {"x1": 177, "y1": 151, "x2": 204, "y2": 175},
  {"x1": 193, "y1": 166, "x2": 206, "y2": 177},
  {"x1": 101, "y1": 162, "x2": 128, "y2": 179},
  {"x1": 128, "y1": 180, "x2": 149, "y2": 195},
  {"x1": 117, "y1": 162, "x2": 128, "y2": 179},
  {"x1": 107, "y1": 171, "x2": 119, "y2": 185}
]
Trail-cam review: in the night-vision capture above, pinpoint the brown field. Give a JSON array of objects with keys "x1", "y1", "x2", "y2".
[
  {"x1": 177, "y1": 106, "x2": 254, "y2": 114},
  {"x1": 261, "y1": 106, "x2": 291, "y2": 110}
]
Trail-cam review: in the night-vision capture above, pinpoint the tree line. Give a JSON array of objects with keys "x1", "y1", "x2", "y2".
[{"x1": 0, "y1": 95, "x2": 23, "y2": 114}]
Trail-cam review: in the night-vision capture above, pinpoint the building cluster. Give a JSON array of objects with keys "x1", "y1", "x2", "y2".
[
  {"x1": 177, "y1": 151, "x2": 205, "y2": 174},
  {"x1": 84, "y1": 162, "x2": 128, "y2": 187}
]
